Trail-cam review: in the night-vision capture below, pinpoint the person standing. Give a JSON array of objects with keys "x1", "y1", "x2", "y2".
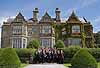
[{"x1": 60, "y1": 50, "x2": 64, "y2": 64}]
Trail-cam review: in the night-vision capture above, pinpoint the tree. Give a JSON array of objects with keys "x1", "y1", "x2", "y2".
[
  {"x1": 71, "y1": 49, "x2": 97, "y2": 68},
  {"x1": 0, "y1": 48, "x2": 21, "y2": 68},
  {"x1": 52, "y1": 23, "x2": 63, "y2": 41},
  {"x1": 27, "y1": 39, "x2": 40, "y2": 49},
  {"x1": 81, "y1": 32, "x2": 86, "y2": 48},
  {"x1": 94, "y1": 31, "x2": 100, "y2": 47},
  {"x1": 55, "y1": 40, "x2": 65, "y2": 49}
]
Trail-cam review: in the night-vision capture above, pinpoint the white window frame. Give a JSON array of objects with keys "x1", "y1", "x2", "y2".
[
  {"x1": 42, "y1": 25, "x2": 51, "y2": 34},
  {"x1": 72, "y1": 25, "x2": 80, "y2": 33},
  {"x1": 12, "y1": 26, "x2": 22, "y2": 34}
]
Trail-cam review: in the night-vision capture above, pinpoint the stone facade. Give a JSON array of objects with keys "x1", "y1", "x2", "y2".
[{"x1": 1, "y1": 8, "x2": 95, "y2": 48}]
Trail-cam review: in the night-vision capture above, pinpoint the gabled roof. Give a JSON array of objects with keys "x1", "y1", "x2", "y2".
[
  {"x1": 67, "y1": 11, "x2": 80, "y2": 21},
  {"x1": 39, "y1": 11, "x2": 53, "y2": 23},
  {"x1": 13, "y1": 12, "x2": 26, "y2": 22}
]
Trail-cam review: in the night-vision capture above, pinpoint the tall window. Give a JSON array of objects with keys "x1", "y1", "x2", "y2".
[
  {"x1": 42, "y1": 26, "x2": 51, "y2": 34},
  {"x1": 23, "y1": 39, "x2": 26, "y2": 48},
  {"x1": 28, "y1": 28, "x2": 32, "y2": 35},
  {"x1": 12, "y1": 38, "x2": 22, "y2": 48},
  {"x1": 72, "y1": 25, "x2": 80, "y2": 33},
  {"x1": 12, "y1": 26, "x2": 22, "y2": 34},
  {"x1": 68, "y1": 38, "x2": 81, "y2": 45},
  {"x1": 32, "y1": 26, "x2": 38, "y2": 34},
  {"x1": 41, "y1": 39, "x2": 50, "y2": 47},
  {"x1": 16, "y1": 18, "x2": 23, "y2": 22}
]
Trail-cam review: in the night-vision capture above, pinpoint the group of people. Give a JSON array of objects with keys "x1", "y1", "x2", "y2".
[{"x1": 32, "y1": 47, "x2": 64, "y2": 64}]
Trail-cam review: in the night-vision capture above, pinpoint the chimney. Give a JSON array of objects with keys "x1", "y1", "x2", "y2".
[
  {"x1": 55, "y1": 8, "x2": 61, "y2": 22},
  {"x1": 33, "y1": 8, "x2": 39, "y2": 22}
]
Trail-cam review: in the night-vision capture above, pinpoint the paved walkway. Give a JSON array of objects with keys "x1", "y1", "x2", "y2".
[{"x1": 24, "y1": 63, "x2": 68, "y2": 68}]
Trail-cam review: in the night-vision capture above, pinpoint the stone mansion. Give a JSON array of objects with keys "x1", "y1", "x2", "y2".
[{"x1": 1, "y1": 8, "x2": 95, "y2": 48}]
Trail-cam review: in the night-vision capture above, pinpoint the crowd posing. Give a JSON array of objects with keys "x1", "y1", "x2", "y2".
[{"x1": 32, "y1": 47, "x2": 64, "y2": 64}]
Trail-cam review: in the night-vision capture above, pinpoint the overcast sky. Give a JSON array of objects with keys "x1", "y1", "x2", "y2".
[{"x1": 0, "y1": 0, "x2": 100, "y2": 45}]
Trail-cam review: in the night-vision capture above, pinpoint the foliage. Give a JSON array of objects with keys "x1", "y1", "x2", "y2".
[
  {"x1": 55, "y1": 40, "x2": 65, "y2": 48},
  {"x1": 27, "y1": 39, "x2": 40, "y2": 49},
  {"x1": 63, "y1": 48, "x2": 100, "y2": 63},
  {"x1": 94, "y1": 31, "x2": 100, "y2": 44},
  {"x1": 52, "y1": 23, "x2": 64, "y2": 41},
  {"x1": 88, "y1": 48, "x2": 100, "y2": 62},
  {"x1": 63, "y1": 46, "x2": 80, "y2": 63},
  {"x1": 64, "y1": 63, "x2": 71, "y2": 67},
  {"x1": 0, "y1": 48, "x2": 21, "y2": 68},
  {"x1": 96, "y1": 44, "x2": 100, "y2": 48},
  {"x1": 15, "y1": 48, "x2": 36, "y2": 63},
  {"x1": 71, "y1": 49, "x2": 97, "y2": 68},
  {"x1": 81, "y1": 32, "x2": 86, "y2": 48},
  {"x1": 19, "y1": 63, "x2": 29, "y2": 68}
]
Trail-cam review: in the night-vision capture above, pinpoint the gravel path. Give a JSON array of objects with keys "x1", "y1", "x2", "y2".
[{"x1": 24, "y1": 63, "x2": 68, "y2": 68}]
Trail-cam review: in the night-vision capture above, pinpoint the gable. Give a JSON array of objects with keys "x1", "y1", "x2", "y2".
[
  {"x1": 39, "y1": 12, "x2": 53, "y2": 23},
  {"x1": 13, "y1": 12, "x2": 26, "y2": 23},
  {"x1": 67, "y1": 11, "x2": 80, "y2": 22}
]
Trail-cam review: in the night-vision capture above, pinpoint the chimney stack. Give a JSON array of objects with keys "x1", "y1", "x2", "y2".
[
  {"x1": 33, "y1": 8, "x2": 39, "y2": 22},
  {"x1": 55, "y1": 8, "x2": 61, "y2": 22}
]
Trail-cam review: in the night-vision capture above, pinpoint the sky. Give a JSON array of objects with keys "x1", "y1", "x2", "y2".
[
  {"x1": 0, "y1": 0, "x2": 100, "y2": 32},
  {"x1": 0, "y1": 0, "x2": 100, "y2": 46}
]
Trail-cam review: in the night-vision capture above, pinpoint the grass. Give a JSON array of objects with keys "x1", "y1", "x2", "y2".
[
  {"x1": 64, "y1": 63, "x2": 71, "y2": 67},
  {"x1": 64, "y1": 62, "x2": 100, "y2": 68},
  {"x1": 98, "y1": 62, "x2": 100, "y2": 68},
  {"x1": 20, "y1": 63, "x2": 29, "y2": 68}
]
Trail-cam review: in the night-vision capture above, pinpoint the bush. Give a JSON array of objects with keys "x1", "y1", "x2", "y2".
[
  {"x1": 71, "y1": 49, "x2": 97, "y2": 68},
  {"x1": 15, "y1": 48, "x2": 36, "y2": 63},
  {"x1": 55, "y1": 40, "x2": 65, "y2": 48},
  {"x1": 63, "y1": 46, "x2": 80, "y2": 63},
  {"x1": 88, "y1": 48, "x2": 100, "y2": 62},
  {"x1": 27, "y1": 39, "x2": 40, "y2": 49},
  {"x1": 0, "y1": 48, "x2": 21, "y2": 68}
]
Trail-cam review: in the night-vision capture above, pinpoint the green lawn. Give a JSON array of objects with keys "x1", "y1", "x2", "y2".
[
  {"x1": 98, "y1": 62, "x2": 100, "y2": 68},
  {"x1": 64, "y1": 63, "x2": 71, "y2": 67},
  {"x1": 20, "y1": 64, "x2": 29, "y2": 68},
  {"x1": 64, "y1": 62, "x2": 100, "y2": 68}
]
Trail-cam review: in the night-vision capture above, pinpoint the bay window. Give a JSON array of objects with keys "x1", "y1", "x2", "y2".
[{"x1": 12, "y1": 38, "x2": 22, "y2": 48}]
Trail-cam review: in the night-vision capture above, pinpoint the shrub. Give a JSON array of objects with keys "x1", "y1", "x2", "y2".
[
  {"x1": 27, "y1": 39, "x2": 40, "y2": 49},
  {"x1": 15, "y1": 48, "x2": 36, "y2": 63},
  {"x1": 88, "y1": 48, "x2": 100, "y2": 62},
  {"x1": 55, "y1": 40, "x2": 65, "y2": 48},
  {"x1": 63, "y1": 46, "x2": 80, "y2": 63},
  {"x1": 71, "y1": 49, "x2": 97, "y2": 68},
  {"x1": 0, "y1": 48, "x2": 21, "y2": 68}
]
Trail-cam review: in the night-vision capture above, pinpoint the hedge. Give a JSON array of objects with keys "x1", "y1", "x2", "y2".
[
  {"x1": 55, "y1": 40, "x2": 65, "y2": 48},
  {"x1": 63, "y1": 47, "x2": 100, "y2": 63},
  {"x1": 63, "y1": 46, "x2": 80, "y2": 63},
  {"x1": 15, "y1": 48, "x2": 36, "y2": 63},
  {"x1": 71, "y1": 49, "x2": 97, "y2": 68},
  {"x1": 0, "y1": 48, "x2": 21, "y2": 68},
  {"x1": 0, "y1": 47, "x2": 100, "y2": 64},
  {"x1": 0, "y1": 48, "x2": 36, "y2": 64}
]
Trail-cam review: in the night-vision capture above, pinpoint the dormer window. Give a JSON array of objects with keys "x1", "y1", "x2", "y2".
[
  {"x1": 16, "y1": 18, "x2": 23, "y2": 22},
  {"x1": 72, "y1": 25, "x2": 80, "y2": 33}
]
